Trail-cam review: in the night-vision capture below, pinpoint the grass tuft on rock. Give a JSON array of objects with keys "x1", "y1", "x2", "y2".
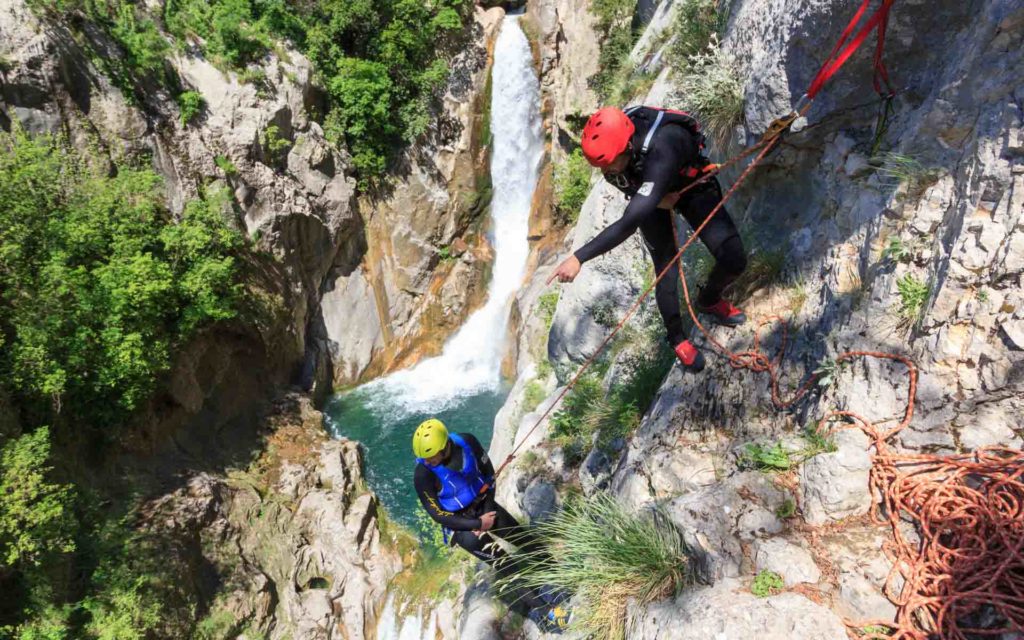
[
  {"x1": 674, "y1": 35, "x2": 744, "y2": 148},
  {"x1": 895, "y1": 273, "x2": 929, "y2": 326},
  {"x1": 495, "y1": 493, "x2": 697, "y2": 640}
]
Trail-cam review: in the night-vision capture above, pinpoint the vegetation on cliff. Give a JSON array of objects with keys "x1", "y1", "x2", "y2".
[
  {"x1": 29, "y1": 0, "x2": 477, "y2": 183},
  {"x1": 0, "y1": 125, "x2": 248, "y2": 639}
]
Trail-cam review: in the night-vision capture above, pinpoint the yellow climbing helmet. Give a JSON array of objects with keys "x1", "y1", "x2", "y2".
[{"x1": 412, "y1": 418, "x2": 449, "y2": 459}]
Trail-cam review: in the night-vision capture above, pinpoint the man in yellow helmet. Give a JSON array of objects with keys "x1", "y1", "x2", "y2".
[{"x1": 412, "y1": 418, "x2": 569, "y2": 632}]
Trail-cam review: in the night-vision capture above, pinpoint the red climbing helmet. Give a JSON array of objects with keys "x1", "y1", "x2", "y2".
[{"x1": 580, "y1": 107, "x2": 635, "y2": 168}]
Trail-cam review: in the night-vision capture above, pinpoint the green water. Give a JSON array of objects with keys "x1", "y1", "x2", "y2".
[{"x1": 324, "y1": 387, "x2": 509, "y2": 531}]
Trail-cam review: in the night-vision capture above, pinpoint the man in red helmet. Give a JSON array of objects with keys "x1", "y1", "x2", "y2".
[{"x1": 547, "y1": 105, "x2": 748, "y2": 371}]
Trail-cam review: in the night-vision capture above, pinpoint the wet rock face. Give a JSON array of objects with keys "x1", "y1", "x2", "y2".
[{"x1": 141, "y1": 396, "x2": 401, "y2": 640}]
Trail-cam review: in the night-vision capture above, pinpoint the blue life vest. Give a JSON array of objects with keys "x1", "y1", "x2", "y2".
[{"x1": 417, "y1": 433, "x2": 493, "y2": 512}]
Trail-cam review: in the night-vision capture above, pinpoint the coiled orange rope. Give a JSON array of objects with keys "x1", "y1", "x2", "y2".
[{"x1": 672, "y1": 262, "x2": 1024, "y2": 638}]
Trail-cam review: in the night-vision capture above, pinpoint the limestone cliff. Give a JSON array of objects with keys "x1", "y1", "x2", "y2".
[
  {"x1": 140, "y1": 395, "x2": 402, "y2": 640},
  {"x1": 0, "y1": 1, "x2": 505, "y2": 636},
  {"x1": 491, "y1": 0, "x2": 1023, "y2": 636}
]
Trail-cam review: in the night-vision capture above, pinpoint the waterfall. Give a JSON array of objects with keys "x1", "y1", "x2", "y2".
[
  {"x1": 342, "y1": 14, "x2": 544, "y2": 639},
  {"x1": 350, "y1": 13, "x2": 543, "y2": 417},
  {"x1": 375, "y1": 597, "x2": 439, "y2": 640}
]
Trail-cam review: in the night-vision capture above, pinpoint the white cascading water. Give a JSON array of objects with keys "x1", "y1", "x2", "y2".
[
  {"x1": 368, "y1": 14, "x2": 543, "y2": 639},
  {"x1": 357, "y1": 14, "x2": 543, "y2": 416}
]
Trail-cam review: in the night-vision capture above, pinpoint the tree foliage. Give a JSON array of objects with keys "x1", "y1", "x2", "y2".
[
  {"x1": 0, "y1": 125, "x2": 244, "y2": 427},
  {"x1": 0, "y1": 428, "x2": 76, "y2": 571},
  {"x1": 0, "y1": 125, "x2": 245, "y2": 640}
]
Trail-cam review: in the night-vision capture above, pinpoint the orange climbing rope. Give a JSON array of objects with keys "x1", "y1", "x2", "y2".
[
  {"x1": 487, "y1": 3, "x2": 1024, "y2": 635},
  {"x1": 672, "y1": 253, "x2": 1024, "y2": 638}
]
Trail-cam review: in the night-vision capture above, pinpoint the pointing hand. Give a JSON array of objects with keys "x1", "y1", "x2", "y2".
[{"x1": 547, "y1": 255, "x2": 582, "y2": 285}]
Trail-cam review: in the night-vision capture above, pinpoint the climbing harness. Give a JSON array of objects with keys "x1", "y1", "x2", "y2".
[{"x1": 489, "y1": 3, "x2": 1024, "y2": 635}]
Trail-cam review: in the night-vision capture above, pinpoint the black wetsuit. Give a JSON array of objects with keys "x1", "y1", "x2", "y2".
[
  {"x1": 414, "y1": 433, "x2": 545, "y2": 614},
  {"x1": 573, "y1": 107, "x2": 748, "y2": 346}
]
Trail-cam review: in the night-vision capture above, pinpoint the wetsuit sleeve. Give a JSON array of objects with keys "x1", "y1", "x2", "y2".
[
  {"x1": 461, "y1": 433, "x2": 495, "y2": 477},
  {"x1": 574, "y1": 126, "x2": 698, "y2": 264},
  {"x1": 414, "y1": 465, "x2": 482, "y2": 531}
]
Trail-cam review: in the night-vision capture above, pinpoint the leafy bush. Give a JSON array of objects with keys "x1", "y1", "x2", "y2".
[
  {"x1": 813, "y1": 358, "x2": 847, "y2": 388},
  {"x1": 775, "y1": 498, "x2": 796, "y2": 519},
  {"x1": 0, "y1": 428, "x2": 76, "y2": 570},
  {"x1": 33, "y1": 0, "x2": 477, "y2": 185},
  {"x1": 537, "y1": 291, "x2": 560, "y2": 330},
  {"x1": 740, "y1": 430, "x2": 835, "y2": 472},
  {"x1": 550, "y1": 376, "x2": 640, "y2": 464},
  {"x1": 751, "y1": 570, "x2": 784, "y2": 597},
  {"x1": 260, "y1": 124, "x2": 290, "y2": 167},
  {"x1": 727, "y1": 247, "x2": 784, "y2": 302},
  {"x1": 675, "y1": 35, "x2": 744, "y2": 148},
  {"x1": 881, "y1": 236, "x2": 911, "y2": 263},
  {"x1": 588, "y1": 0, "x2": 640, "y2": 101},
  {"x1": 214, "y1": 155, "x2": 239, "y2": 176},
  {"x1": 872, "y1": 152, "x2": 939, "y2": 198},
  {"x1": 667, "y1": 0, "x2": 723, "y2": 67},
  {"x1": 553, "y1": 150, "x2": 592, "y2": 225},
  {"x1": 496, "y1": 494, "x2": 696, "y2": 640},
  {"x1": 0, "y1": 125, "x2": 244, "y2": 427},
  {"x1": 176, "y1": 90, "x2": 205, "y2": 126},
  {"x1": 740, "y1": 442, "x2": 793, "y2": 471},
  {"x1": 523, "y1": 380, "x2": 548, "y2": 414}
]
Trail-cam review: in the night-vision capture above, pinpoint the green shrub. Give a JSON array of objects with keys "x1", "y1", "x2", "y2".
[
  {"x1": 553, "y1": 150, "x2": 592, "y2": 225},
  {"x1": 214, "y1": 155, "x2": 238, "y2": 176},
  {"x1": 881, "y1": 236, "x2": 911, "y2": 263},
  {"x1": 675, "y1": 35, "x2": 744, "y2": 148},
  {"x1": 813, "y1": 358, "x2": 847, "y2": 388},
  {"x1": 0, "y1": 428, "x2": 76, "y2": 570},
  {"x1": 0, "y1": 125, "x2": 244, "y2": 426},
  {"x1": 895, "y1": 273, "x2": 929, "y2": 325},
  {"x1": 872, "y1": 152, "x2": 939, "y2": 198},
  {"x1": 34, "y1": 0, "x2": 477, "y2": 186},
  {"x1": 435, "y1": 245, "x2": 455, "y2": 264},
  {"x1": 667, "y1": 0, "x2": 723, "y2": 67},
  {"x1": 177, "y1": 90, "x2": 205, "y2": 127},
  {"x1": 260, "y1": 124, "x2": 290, "y2": 167},
  {"x1": 727, "y1": 247, "x2": 784, "y2": 302},
  {"x1": 740, "y1": 442, "x2": 793, "y2": 471},
  {"x1": 523, "y1": 380, "x2": 548, "y2": 414},
  {"x1": 496, "y1": 494, "x2": 696, "y2": 640},
  {"x1": 588, "y1": 0, "x2": 640, "y2": 101},
  {"x1": 751, "y1": 570, "x2": 784, "y2": 597},
  {"x1": 741, "y1": 430, "x2": 835, "y2": 472},
  {"x1": 537, "y1": 291, "x2": 560, "y2": 330},
  {"x1": 550, "y1": 376, "x2": 640, "y2": 464}
]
